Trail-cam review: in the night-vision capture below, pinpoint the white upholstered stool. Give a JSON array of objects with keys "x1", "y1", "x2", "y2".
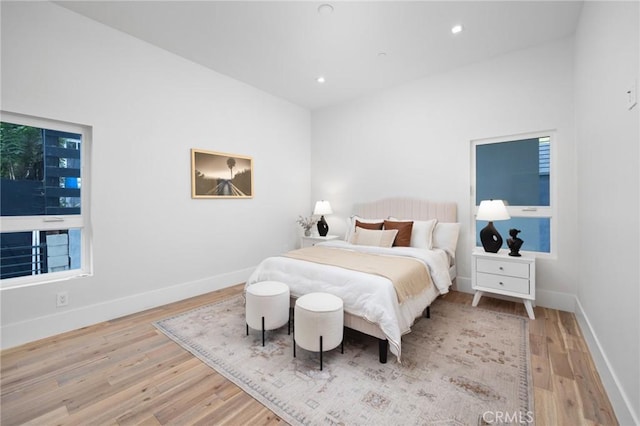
[
  {"x1": 294, "y1": 292, "x2": 344, "y2": 370},
  {"x1": 245, "y1": 281, "x2": 290, "y2": 346}
]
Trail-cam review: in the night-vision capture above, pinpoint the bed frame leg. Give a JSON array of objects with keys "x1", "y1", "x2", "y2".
[
  {"x1": 319, "y1": 336, "x2": 323, "y2": 371},
  {"x1": 424, "y1": 306, "x2": 430, "y2": 319},
  {"x1": 378, "y1": 339, "x2": 388, "y2": 364}
]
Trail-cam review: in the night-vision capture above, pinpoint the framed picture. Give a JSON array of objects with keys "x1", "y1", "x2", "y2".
[{"x1": 191, "y1": 149, "x2": 253, "y2": 198}]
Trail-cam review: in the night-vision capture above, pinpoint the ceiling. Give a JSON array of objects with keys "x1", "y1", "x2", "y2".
[{"x1": 57, "y1": 1, "x2": 584, "y2": 110}]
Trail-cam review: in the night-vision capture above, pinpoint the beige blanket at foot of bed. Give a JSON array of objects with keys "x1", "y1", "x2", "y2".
[{"x1": 283, "y1": 246, "x2": 432, "y2": 303}]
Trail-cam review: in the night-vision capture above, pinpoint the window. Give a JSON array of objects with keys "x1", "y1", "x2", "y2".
[
  {"x1": 0, "y1": 112, "x2": 91, "y2": 286},
  {"x1": 472, "y1": 132, "x2": 555, "y2": 255}
]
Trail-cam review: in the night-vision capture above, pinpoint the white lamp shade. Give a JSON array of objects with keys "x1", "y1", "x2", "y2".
[
  {"x1": 313, "y1": 200, "x2": 333, "y2": 215},
  {"x1": 476, "y1": 200, "x2": 510, "y2": 221}
]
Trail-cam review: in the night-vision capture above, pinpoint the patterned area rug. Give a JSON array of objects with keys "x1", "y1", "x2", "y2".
[{"x1": 154, "y1": 295, "x2": 533, "y2": 425}]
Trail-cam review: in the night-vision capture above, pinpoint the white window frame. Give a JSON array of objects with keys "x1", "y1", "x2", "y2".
[
  {"x1": 470, "y1": 130, "x2": 557, "y2": 258},
  {"x1": 0, "y1": 111, "x2": 92, "y2": 288}
]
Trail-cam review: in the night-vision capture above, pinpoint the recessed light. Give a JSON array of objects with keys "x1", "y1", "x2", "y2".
[
  {"x1": 378, "y1": 52, "x2": 387, "y2": 57},
  {"x1": 317, "y1": 4, "x2": 334, "y2": 15},
  {"x1": 316, "y1": 76, "x2": 326, "y2": 84},
  {"x1": 451, "y1": 24, "x2": 463, "y2": 34}
]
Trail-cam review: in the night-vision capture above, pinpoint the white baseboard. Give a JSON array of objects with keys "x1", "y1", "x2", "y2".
[
  {"x1": 574, "y1": 298, "x2": 639, "y2": 426},
  {"x1": 535, "y1": 288, "x2": 576, "y2": 312},
  {"x1": 452, "y1": 276, "x2": 472, "y2": 293},
  {"x1": 0, "y1": 268, "x2": 254, "y2": 350},
  {"x1": 453, "y1": 276, "x2": 576, "y2": 312}
]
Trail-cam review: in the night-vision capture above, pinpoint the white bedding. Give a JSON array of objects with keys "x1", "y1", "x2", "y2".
[{"x1": 245, "y1": 240, "x2": 453, "y2": 361}]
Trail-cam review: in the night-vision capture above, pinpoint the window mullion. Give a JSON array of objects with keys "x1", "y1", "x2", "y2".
[
  {"x1": 0, "y1": 216, "x2": 83, "y2": 233},
  {"x1": 506, "y1": 206, "x2": 552, "y2": 218}
]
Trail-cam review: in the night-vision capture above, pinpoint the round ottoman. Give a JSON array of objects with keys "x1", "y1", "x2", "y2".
[
  {"x1": 245, "y1": 281, "x2": 290, "y2": 346},
  {"x1": 294, "y1": 292, "x2": 344, "y2": 370}
]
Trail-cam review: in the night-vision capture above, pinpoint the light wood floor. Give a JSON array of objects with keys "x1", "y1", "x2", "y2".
[{"x1": 1, "y1": 284, "x2": 617, "y2": 425}]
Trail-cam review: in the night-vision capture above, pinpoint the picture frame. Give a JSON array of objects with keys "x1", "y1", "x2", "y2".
[{"x1": 191, "y1": 148, "x2": 253, "y2": 199}]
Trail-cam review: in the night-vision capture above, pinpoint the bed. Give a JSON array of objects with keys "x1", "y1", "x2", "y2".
[{"x1": 245, "y1": 198, "x2": 459, "y2": 363}]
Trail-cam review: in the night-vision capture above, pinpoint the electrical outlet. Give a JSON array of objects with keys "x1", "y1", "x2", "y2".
[{"x1": 56, "y1": 292, "x2": 68, "y2": 307}]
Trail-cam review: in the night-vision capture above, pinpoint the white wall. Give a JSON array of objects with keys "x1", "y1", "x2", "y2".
[
  {"x1": 311, "y1": 38, "x2": 578, "y2": 310},
  {"x1": 0, "y1": 2, "x2": 311, "y2": 348},
  {"x1": 574, "y1": 2, "x2": 639, "y2": 424}
]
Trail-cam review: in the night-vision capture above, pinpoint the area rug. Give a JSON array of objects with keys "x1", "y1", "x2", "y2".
[{"x1": 154, "y1": 295, "x2": 533, "y2": 425}]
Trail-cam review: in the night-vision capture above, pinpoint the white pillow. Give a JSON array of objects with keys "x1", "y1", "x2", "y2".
[
  {"x1": 344, "y1": 215, "x2": 385, "y2": 242},
  {"x1": 432, "y1": 222, "x2": 461, "y2": 258},
  {"x1": 350, "y1": 227, "x2": 398, "y2": 248},
  {"x1": 388, "y1": 218, "x2": 437, "y2": 249}
]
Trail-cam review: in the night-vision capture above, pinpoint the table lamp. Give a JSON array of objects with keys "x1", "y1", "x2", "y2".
[
  {"x1": 313, "y1": 200, "x2": 333, "y2": 237},
  {"x1": 476, "y1": 199, "x2": 510, "y2": 253}
]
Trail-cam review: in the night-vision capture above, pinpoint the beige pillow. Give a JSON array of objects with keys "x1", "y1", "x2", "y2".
[
  {"x1": 350, "y1": 227, "x2": 398, "y2": 247},
  {"x1": 345, "y1": 216, "x2": 385, "y2": 242}
]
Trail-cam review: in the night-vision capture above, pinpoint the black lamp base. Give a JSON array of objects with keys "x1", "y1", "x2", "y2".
[
  {"x1": 480, "y1": 221, "x2": 503, "y2": 253},
  {"x1": 317, "y1": 215, "x2": 328, "y2": 237}
]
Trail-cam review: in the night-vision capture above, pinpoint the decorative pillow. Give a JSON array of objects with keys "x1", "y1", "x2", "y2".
[
  {"x1": 355, "y1": 219, "x2": 383, "y2": 231},
  {"x1": 389, "y1": 218, "x2": 437, "y2": 249},
  {"x1": 345, "y1": 216, "x2": 385, "y2": 242},
  {"x1": 383, "y1": 220, "x2": 414, "y2": 247},
  {"x1": 350, "y1": 227, "x2": 398, "y2": 248},
  {"x1": 432, "y1": 222, "x2": 461, "y2": 258}
]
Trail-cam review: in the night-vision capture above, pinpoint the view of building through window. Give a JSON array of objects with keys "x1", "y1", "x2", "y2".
[
  {"x1": 1, "y1": 119, "x2": 85, "y2": 280},
  {"x1": 474, "y1": 135, "x2": 553, "y2": 254}
]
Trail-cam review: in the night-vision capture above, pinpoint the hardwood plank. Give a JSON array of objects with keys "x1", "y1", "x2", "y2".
[
  {"x1": 528, "y1": 311, "x2": 547, "y2": 337},
  {"x1": 544, "y1": 312, "x2": 567, "y2": 353},
  {"x1": 152, "y1": 373, "x2": 222, "y2": 424},
  {"x1": 63, "y1": 379, "x2": 158, "y2": 426},
  {"x1": 152, "y1": 356, "x2": 210, "y2": 392},
  {"x1": 0, "y1": 286, "x2": 617, "y2": 426},
  {"x1": 533, "y1": 387, "x2": 557, "y2": 426},
  {"x1": 531, "y1": 353, "x2": 552, "y2": 391},
  {"x1": 161, "y1": 392, "x2": 225, "y2": 425},
  {"x1": 193, "y1": 391, "x2": 257, "y2": 425},
  {"x1": 569, "y1": 349, "x2": 617, "y2": 425},
  {"x1": 549, "y1": 350, "x2": 575, "y2": 379},
  {"x1": 106, "y1": 376, "x2": 210, "y2": 425},
  {"x1": 68, "y1": 351, "x2": 194, "y2": 413},
  {"x1": 552, "y1": 375, "x2": 585, "y2": 426},
  {"x1": 0, "y1": 376, "x2": 59, "y2": 405},
  {"x1": 132, "y1": 415, "x2": 163, "y2": 426},
  {"x1": 21, "y1": 405, "x2": 69, "y2": 426},
  {"x1": 529, "y1": 333, "x2": 548, "y2": 358},
  {"x1": 558, "y1": 310, "x2": 582, "y2": 337}
]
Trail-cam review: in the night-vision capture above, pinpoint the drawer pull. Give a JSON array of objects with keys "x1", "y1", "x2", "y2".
[
  {"x1": 498, "y1": 266, "x2": 504, "y2": 270},
  {"x1": 499, "y1": 282, "x2": 504, "y2": 286}
]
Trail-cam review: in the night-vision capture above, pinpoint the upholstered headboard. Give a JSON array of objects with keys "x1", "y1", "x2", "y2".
[{"x1": 353, "y1": 198, "x2": 457, "y2": 223}]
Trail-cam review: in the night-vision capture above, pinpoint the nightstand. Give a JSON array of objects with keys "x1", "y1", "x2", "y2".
[
  {"x1": 300, "y1": 235, "x2": 339, "y2": 248},
  {"x1": 471, "y1": 249, "x2": 536, "y2": 319}
]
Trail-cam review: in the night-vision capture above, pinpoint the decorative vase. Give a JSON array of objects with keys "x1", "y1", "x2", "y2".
[{"x1": 304, "y1": 228, "x2": 311, "y2": 237}]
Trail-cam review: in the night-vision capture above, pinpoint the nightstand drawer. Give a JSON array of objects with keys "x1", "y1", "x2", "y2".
[
  {"x1": 300, "y1": 235, "x2": 339, "y2": 248},
  {"x1": 476, "y1": 272, "x2": 530, "y2": 294},
  {"x1": 476, "y1": 258, "x2": 529, "y2": 278}
]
